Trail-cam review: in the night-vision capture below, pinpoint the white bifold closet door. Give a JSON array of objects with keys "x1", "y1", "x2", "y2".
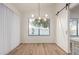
[{"x1": 0, "y1": 4, "x2": 20, "y2": 55}]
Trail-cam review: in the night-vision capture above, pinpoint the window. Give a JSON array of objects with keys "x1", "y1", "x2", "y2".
[
  {"x1": 28, "y1": 18, "x2": 50, "y2": 36},
  {"x1": 69, "y1": 18, "x2": 79, "y2": 37}
]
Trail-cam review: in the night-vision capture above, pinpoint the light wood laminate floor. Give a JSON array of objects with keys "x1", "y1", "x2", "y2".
[{"x1": 8, "y1": 43, "x2": 66, "y2": 55}]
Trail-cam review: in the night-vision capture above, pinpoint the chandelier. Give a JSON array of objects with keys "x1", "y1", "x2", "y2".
[{"x1": 30, "y1": 3, "x2": 49, "y2": 28}]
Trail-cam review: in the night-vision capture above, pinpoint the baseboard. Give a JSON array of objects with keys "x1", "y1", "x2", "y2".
[
  {"x1": 6, "y1": 43, "x2": 22, "y2": 55},
  {"x1": 55, "y1": 43, "x2": 68, "y2": 54}
]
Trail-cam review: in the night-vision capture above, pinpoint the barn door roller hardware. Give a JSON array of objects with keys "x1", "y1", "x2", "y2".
[{"x1": 56, "y1": 3, "x2": 70, "y2": 15}]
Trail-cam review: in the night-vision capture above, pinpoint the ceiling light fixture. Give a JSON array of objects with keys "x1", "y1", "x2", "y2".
[
  {"x1": 30, "y1": 3, "x2": 49, "y2": 28},
  {"x1": 31, "y1": 3, "x2": 49, "y2": 21}
]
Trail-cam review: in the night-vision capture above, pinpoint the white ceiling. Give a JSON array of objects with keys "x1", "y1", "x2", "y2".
[{"x1": 11, "y1": 3, "x2": 56, "y2": 13}]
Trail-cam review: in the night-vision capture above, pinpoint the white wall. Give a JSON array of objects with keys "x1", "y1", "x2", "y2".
[
  {"x1": 21, "y1": 3, "x2": 56, "y2": 43},
  {"x1": 0, "y1": 4, "x2": 20, "y2": 54},
  {"x1": 56, "y1": 4, "x2": 69, "y2": 53},
  {"x1": 69, "y1": 3, "x2": 79, "y2": 10},
  {"x1": 70, "y1": 4, "x2": 79, "y2": 18}
]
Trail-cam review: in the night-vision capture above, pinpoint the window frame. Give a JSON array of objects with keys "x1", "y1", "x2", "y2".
[
  {"x1": 69, "y1": 18, "x2": 79, "y2": 37},
  {"x1": 28, "y1": 18, "x2": 50, "y2": 36}
]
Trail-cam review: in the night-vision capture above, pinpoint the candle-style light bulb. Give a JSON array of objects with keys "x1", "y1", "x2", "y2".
[
  {"x1": 31, "y1": 14, "x2": 34, "y2": 18},
  {"x1": 39, "y1": 17, "x2": 41, "y2": 20},
  {"x1": 45, "y1": 14, "x2": 48, "y2": 18},
  {"x1": 44, "y1": 18, "x2": 47, "y2": 21}
]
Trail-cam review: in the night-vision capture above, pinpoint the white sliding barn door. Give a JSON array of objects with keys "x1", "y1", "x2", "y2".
[{"x1": 56, "y1": 4, "x2": 69, "y2": 53}]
